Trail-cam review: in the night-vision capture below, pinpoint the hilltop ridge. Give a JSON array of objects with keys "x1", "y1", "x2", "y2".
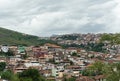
[{"x1": 0, "y1": 27, "x2": 54, "y2": 46}]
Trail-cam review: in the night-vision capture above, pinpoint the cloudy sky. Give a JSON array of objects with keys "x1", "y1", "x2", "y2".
[{"x1": 0, "y1": 0, "x2": 120, "y2": 36}]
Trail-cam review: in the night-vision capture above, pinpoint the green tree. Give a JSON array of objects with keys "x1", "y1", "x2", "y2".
[
  {"x1": 82, "y1": 70, "x2": 90, "y2": 76},
  {"x1": 22, "y1": 53, "x2": 28, "y2": 59},
  {"x1": 70, "y1": 61, "x2": 74, "y2": 65},
  {"x1": 67, "y1": 77, "x2": 76, "y2": 81},
  {"x1": 1, "y1": 70, "x2": 12, "y2": 80},
  {"x1": 6, "y1": 50, "x2": 14, "y2": 56},
  {"x1": 106, "y1": 63, "x2": 120, "y2": 81},
  {"x1": 19, "y1": 68, "x2": 45, "y2": 81},
  {"x1": 71, "y1": 52, "x2": 77, "y2": 56},
  {"x1": 0, "y1": 62, "x2": 6, "y2": 71},
  {"x1": 88, "y1": 61, "x2": 105, "y2": 75},
  {"x1": 63, "y1": 76, "x2": 76, "y2": 81},
  {"x1": 0, "y1": 50, "x2": 14, "y2": 56},
  {"x1": 101, "y1": 33, "x2": 120, "y2": 44},
  {"x1": 11, "y1": 74, "x2": 20, "y2": 81},
  {"x1": 20, "y1": 78, "x2": 32, "y2": 81}
]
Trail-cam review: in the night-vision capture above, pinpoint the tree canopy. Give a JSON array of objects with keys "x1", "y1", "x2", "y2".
[
  {"x1": 0, "y1": 62, "x2": 6, "y2": 71},
  {"x1": 101, "y1": 33, "x2": 120, "y2": 44},
  {"x1": 19, "y1": 68, "x2": 45, "y2": 81}
]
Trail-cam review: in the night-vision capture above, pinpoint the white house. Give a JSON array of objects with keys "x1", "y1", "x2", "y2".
[
  {"x1": 1, "y1": 45, "x2": 9, "y2": 53},
  {"x1": 24, "y1": 61, "x2": 41, "y2": 68}
]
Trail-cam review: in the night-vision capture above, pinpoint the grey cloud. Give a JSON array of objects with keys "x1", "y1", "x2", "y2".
[{"x1": 0, "y1": 0, "x2": 119, "y2": 36}]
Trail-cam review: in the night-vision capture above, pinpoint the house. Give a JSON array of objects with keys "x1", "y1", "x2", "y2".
[
  {"x1": 44, "y1": 43, "x2": 61, "y2": 49},
  {"x1": 25, "y1": 46, "x2": 33, "y2": 57},
  {"x1": 8, "y1": 57, "x2": 21, "y2": 65},
  {"x1": 66, "y1": 47, "x2": 78, "y2": 54},
  {"x1": 14, "y1": 66, "x2": 28, "y2": 73},
  {"x1": 9, "y1": 45, "x2": 18, "y2": 54},
  {"x1": 32, "y1": 46, "x2": 41, "y2": 53},
  {"x1": 9, "y1": 45, "x2": 18, "y2": 56},
  {"x1": 0, "y1": 79, "x2": 9, "y2": 81},
  {"x1": 56, "y1": 65, "x2": 64, "y2": 72},
  {"x1": 46, "y1": 77, "x2": 55, "y2": 81},
  {"x1": 65, "y1": 65, "x2": 81, "y2": 77},
  {"x1": 34, "y1": 51, "x2": 47, "y2": 57},
  {"x1": 41, "y1": 70, "x2": 52, "y2": 77},
  {"x1": 25, "y1": 46, "x2": 33, "y2": 51},
  {"x1": 0, "y1": 45, "x2": 9, "y2": 53},
  {"x1": 18, "y1": 45, "x2": 26, "y2": 54},
  {"x1": 52, "y1": 67, "x2": 64, "y2": 78},
  {"x1": 38, "y1": 57, "x2": 46, "y2": 64},
  {"x1": 44, "y1": 54, "x2": 53, "y2": 61},
  {"x1": 94, "y1": 75, "x2": 106, "y2": 81},
  {"x1": 52, "y1": 68, "x2": 59, "y2": 77},
  {"x1": 60, "y1": 59, "x2": 71, "y2": 66},
  {"x1": 32, "y1": 46, "x2": 48, "y2": 59},
  {"x1": 76, "y1": 76, "x2": 95, "y2": 81},
  {"x1": 0, "y1": 56, "x2": 7, "y2": 62},
  {"x1": 24, "y1": 60, "x2": 41, "y2": 68},
  {"x1": 114, "y1": 55, "x2": 120, "y2": 61},
  {"x1": 54, "y1": 56, "x2": 62, "y2": 63}
]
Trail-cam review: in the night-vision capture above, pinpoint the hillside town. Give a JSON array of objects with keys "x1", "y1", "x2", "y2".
[
  {"x1": 50, "y1": 33, "x2": 101, "y2": 45},
  {"x1": 0, "y1": 38, "x2": 120, "y2": 81},
  {"x1": 50, "y1": 33, "x2": 120, "y2": 54},
  {"x1": 0, "y1": 0, "x2": 120, "y2": 80}
]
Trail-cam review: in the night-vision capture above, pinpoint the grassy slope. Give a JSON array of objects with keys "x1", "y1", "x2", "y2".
[{"x1": 0, "y1": 27, "x2": 54, "y2": 46}]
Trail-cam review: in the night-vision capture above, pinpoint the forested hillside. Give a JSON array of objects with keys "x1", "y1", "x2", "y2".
[{"x1": 0, "y1": 27, "x2": 55, "y2": 46}]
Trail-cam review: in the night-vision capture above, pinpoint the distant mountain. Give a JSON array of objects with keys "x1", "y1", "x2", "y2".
[{"x1": 0, "y1": 27, "x2": 55, "y2": 46}]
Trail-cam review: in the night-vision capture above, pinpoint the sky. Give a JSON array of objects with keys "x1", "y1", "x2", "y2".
[{"x1": 0, "y1": 0, "x2": 120, "y2": 37}]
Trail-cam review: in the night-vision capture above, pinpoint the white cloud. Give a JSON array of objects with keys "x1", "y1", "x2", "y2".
[
  {"x1": 0, "y1": 0, "x2": 119, "y2": 36},
  {"x1": 107, "y1": 0, "x2": 120, "y2": 33}
]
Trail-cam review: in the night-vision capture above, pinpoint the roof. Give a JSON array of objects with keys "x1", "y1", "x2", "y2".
[
  {"x1": 66, "y1": 65, "x2": 81, "y2": 69},
  {"x1": 76, "y1": 76, "x2": 95, "y2": 81},
  {"x1": 44, "y1": 43, "x2": 61, "y2": 48},
  {"x1": 94, "y1": 75, "x2": 105, "y2": 80},
  {"x1": 41, "y1": 70, "x2": 51, "y2": 74}
]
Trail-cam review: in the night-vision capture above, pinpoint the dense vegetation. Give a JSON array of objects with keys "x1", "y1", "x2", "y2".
[
  {"x1": 58, "y1": 35, "x2": 78, "y2": 40},
  {"x1": 81, "y1": 61, "x2": 120, "y2": 81},
  {"x1": 19, "y1": 68, "x2": 45, "y2": 81},
  {"x1": 0, "y1": 68, "x2": 46, "y2": 81},
  {"x1": 0, "y1": 27, "x2": 56, "y2": 46},
  {"x1": 61, "y1": 33, "x2": 120, "y2": 53},
  {"x1": 100, "y1": 33, "x2": 120, "y2": 44},
  {"x1": 0, "y1": 62, "x2": 6, "y2": 71},
  {"x1": 63, "y1": 76, "x2": 76, "y2": 81},
  {"x1": 61, "y1": 43, "x2": 106, "y2": 53},
  {"x1": 0, "y1": 61, "x2": 119, "y2": 81},
  {"x1": 0, "y1": 50, "x2": 14, "y2": 56}
]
